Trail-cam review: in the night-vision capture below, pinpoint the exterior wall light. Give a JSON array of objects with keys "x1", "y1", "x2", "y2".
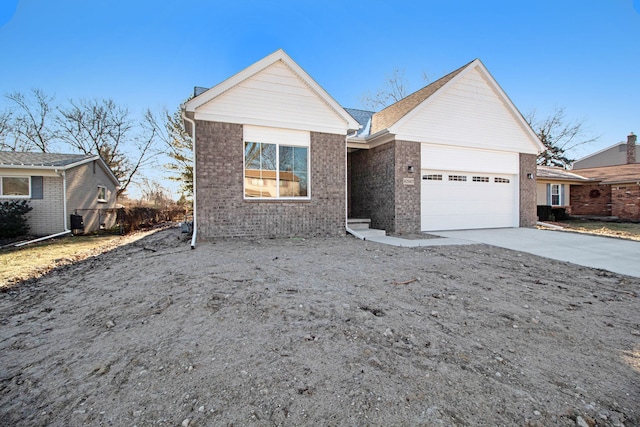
[{"x1": 407, "y1": 166, "x2": 415, "y2": 173}]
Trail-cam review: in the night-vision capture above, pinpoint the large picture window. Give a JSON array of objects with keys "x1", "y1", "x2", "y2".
[
  {"x1": 0, "y1": 176, "x2": 30, "y2": 198},
  {"x1": 244, "y1": 141, "x2": 308, "y2": 198}
]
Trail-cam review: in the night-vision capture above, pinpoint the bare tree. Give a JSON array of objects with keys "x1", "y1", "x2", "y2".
[
  {"x1": 4, "y1": 89, "x2": 58, "y2": 152},
  {"x1": 526, "y1": 107, "x2": 599, "y2": 169},
  {"x1": 0, "y1": 109, "x2": 13, "y2": 151},
  {"x1": 146, "y1": 106, "x2": 193, "y2": 198},
  {"x1": 57, "y1": 98, "x2": 159, "y2": 195},
  {"x1": 360, "y1": 69, "x2": 409, "y2": 110},
  {"x1": 137, "y1": 177, "x2": 173, "y2": 209}
]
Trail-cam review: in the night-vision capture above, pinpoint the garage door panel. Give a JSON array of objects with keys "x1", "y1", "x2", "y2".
[{"x1": 421, "y1": 169, "x2": 517, "y2": 231}]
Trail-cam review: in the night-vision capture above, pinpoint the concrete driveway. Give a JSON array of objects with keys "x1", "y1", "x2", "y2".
[{"x1": 430, "y1": 228, "x2": 640, "y2": 278}]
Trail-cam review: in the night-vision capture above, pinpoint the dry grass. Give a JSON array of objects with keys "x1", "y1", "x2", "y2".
[
  {"x1": 553, "y1": 220, "x2": 640, "y2": 241},
  {"x1": 0, "y1": 234, "x2": 125, "y2": 287}
]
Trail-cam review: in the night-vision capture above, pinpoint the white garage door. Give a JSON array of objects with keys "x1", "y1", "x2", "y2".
[
  {"x1": 421, "y1": 171, "x2": 517, "y2": 231},
  {"x1": 420, "y1": 144, "x2": 519, "y2": 231}
]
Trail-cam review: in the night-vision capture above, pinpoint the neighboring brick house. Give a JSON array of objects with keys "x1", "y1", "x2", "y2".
[
  {"x1": 0, "y1": 152, "x2": 120, "y2": 236},
  {"x1": 569, "y1": 133, "x2": 640, "y2": 221},
  {"x1": 536, "y1": 166, "x2": 592, "y2": 215},
  {"x1": 184, "y1": 50, "x2": 544, "y2": 241}
]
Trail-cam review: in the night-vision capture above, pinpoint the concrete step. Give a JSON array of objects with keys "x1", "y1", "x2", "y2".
[{"x1": 347, "y1": 218, "x2": 371, "y2": 230}]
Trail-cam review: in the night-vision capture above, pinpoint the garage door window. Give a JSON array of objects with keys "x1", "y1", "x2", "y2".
[
  {"x1": 494, "y1": 177, "x2": 510, "y2": 183},
  {"x1": 448, "y1": 175, "x2": 467, "y2": 181},
  {"x1": 472, "y1": 176, "x2": 489, "y2": 182}
]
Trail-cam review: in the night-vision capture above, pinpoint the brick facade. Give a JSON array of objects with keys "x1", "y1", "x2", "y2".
[
  {"x1": 393, "y1": 140, "x2": 421, "y2": 233},
  {"x1": 519, "y1": 153, "x2": 537, "y2": 227},
  {"x1": 26, "y1": 176, "x2": 65, "y2": 235},
  {"x1": 570, "y1": 183, "x2": 640, "y2": 221},
  {"x1": 195, "y1": 120, "x2": 346, "y2": 239},
  {"x1": 570, "y1": 184, "x2": 612, "y2": 216},
  {"x1": 348, "y1": 140, "x2": 420, "y2": 234}
]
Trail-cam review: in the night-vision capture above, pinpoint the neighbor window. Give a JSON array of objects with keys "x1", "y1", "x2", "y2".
[
  {"x1": 549, "y1": 184, "x2": 564, "y2": 206},
  {"x1": 97, "y1": 185, "x2": 107, "y2": 202},
  {"x1": 0, "y1": 176, "x2": 30, "y2": 198},
  {"x1": 244, "y1": 141, "x2": 309, "y2": 199}
]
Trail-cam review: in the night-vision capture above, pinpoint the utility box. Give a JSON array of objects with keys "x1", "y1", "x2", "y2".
[{"x1": 70, "y1": 214, "x2": 84, "y2": 230}]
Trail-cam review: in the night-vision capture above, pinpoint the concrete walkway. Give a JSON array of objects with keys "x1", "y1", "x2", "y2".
[{"x1": 364, "y1": 228, "x2": 640, "y2": 278}]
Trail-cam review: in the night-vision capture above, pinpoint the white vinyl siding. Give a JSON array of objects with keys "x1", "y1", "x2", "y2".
[
  {"x1": 196, "y1": 61, "x2": 349, "y2": 134},
  {"x1": 394, "y1": 67, "x2": 538, "y2": 154}
]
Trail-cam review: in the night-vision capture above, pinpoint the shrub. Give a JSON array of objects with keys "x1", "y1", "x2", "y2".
[{"x1": 0, "y1": 200, "x2": 33, "y2": 238}]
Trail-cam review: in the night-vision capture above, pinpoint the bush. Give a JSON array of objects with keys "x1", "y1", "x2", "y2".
[{"x1": 0, "y1": 200, "x2": 33, "y2": 238}]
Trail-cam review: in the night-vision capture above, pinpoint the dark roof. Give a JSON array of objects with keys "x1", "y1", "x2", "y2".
[
  {"x1": 536, "y1": 166, "x2": 591, "y2": 182},
  {"x1": 344, "y1": 108, "x2": 373, "y2": 137},
  {"x1": 370, "y1": 60, "x2": 473, "y2": 134},
  {"x1": 570, "y1": 163, "x2": 640, "y2": 184},
  {"x1": 0, "y1": 152, "x2": 95, "y2": 167}
]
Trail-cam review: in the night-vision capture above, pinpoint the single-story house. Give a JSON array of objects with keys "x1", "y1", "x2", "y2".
[
  {"x1": 183, "y1": 49, "x2": 544, "y2": 241},
  {"x1": 565, "y1": 133, "x2": 639, "y2": 221},
  {"x1": 569, "y1": 163, "x2": 640, "y2": 221},
  {"x1": 536, "y1": 165, "x2": 592, "y2": 214},
  {"x1": 0, "y1": 152, "x2": 120, "y2": 236}
]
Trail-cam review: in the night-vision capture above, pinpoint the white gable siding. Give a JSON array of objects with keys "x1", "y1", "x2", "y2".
[
  {"x1": 195, "y1": 61, "x2": 349, "y2": 135},
  {"x1": 393, "y1": 67, "x2": 538, "y2": 154}
]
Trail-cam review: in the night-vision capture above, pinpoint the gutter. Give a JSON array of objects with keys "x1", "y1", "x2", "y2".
[
  {"x1": 181, "y1": 109, "x2": 197, "y2": 249},
  {"x1": 14, "y1": 230, "x2": 72, "y2": 247}
]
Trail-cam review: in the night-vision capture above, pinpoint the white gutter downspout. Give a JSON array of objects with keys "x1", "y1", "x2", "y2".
[
  {"x1": 181, "y1": 109, "x2": 197, "y2": 249},
  {"x1": 344, "y1": 131, "x2": 367, "y2": 241}
]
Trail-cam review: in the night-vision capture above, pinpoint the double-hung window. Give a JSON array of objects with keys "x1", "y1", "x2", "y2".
[
  {"x1": 97, "y1": 185, "x2": 107, "y2": 203},
  {"x1": 549, "y1": 184, "x2": 564, "y2": 206},
  {"x1": 0, "y1": 176, "x2": 30, "y2": 198},
  {"x1": 243, "y1": 126, "x2": 310, "y2": 199}
]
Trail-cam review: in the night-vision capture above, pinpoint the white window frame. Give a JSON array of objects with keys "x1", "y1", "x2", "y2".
[
  {"x1": 97, "y1": 185, "x2": 107, "y2": 203},
  {"x1": 550, "y1": 184, "x2": 562, "y2": 206},
  {"x1": 0, "y1": 176, "x2": 31, "y2": 198},
  {"x1": 243, "y1": 126, "x2": 311, "y2": 200}
]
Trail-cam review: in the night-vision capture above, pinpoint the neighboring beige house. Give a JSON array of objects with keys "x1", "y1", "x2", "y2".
[
  {"x1": 536, "y1": 166, "x2": 591, "y2": 214},
  {"x1": 0, "y1": 152, "x2": 120, "y2": 236},
  {"x1": 183, "y1": 49, "x2": 544, "y2": 240},
  {"x1": 573, "y1": 133, "x2": 638, "y2": 169}
]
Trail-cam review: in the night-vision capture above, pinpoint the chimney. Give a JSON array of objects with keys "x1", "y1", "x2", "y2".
[{"x1": 628, "y1": 132, "x2": 637, "y2": 164}]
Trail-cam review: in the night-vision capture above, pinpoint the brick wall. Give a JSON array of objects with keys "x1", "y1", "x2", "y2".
[
  {"x1": 195, "y1": 121, "x2": 346, "y2": 239},
  {"x1": 349, "y1": 142, "x2": 395, "y2": 231},
  {"x1": 348, "y1": 140, "x2": 420, "y2": 233},
  {"x1": 570, "y1": 184, "x2": 612, "y2": 216},
  {"x1": 393, "y1": 140, "x2": 421, "y2": 233},
  {"x1": 612, "y1": 185, "x2": 640, "y2": 220},
  {"x1": 26, "y1": 176, "x2": 64, "y2": 235},
  {"x1": 519, "y1": 153, "x2": 537, "y2": 227}
]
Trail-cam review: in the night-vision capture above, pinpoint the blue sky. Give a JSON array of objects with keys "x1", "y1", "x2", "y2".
[{"x1": 1, "y1": 0, "x2": 639, "y2": 197}]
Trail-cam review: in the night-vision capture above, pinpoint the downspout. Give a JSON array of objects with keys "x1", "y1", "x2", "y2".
[
  {"x1": 181, "y1": 109, "x2": 197, "y2": 249},
  {"x1": 344, "y1": 131, "x2": 367, "y2": 240}
]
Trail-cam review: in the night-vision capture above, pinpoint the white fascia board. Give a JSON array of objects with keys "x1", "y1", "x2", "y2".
[
  {"x1": 394, "y1": 131, "x2": 541, "y2": 155},
  {"x1": 185, "y1": 49, "x2": 359, "y2": 132},
  {"x1": 0, "y1": 166, "x2": 59, "y2": 177},
  {"x1": 388, "y1": 59, "x2": 545, "y2": 154},
  {"x1": 193, "y1": 111, "x2": 351, "y2": 136}
]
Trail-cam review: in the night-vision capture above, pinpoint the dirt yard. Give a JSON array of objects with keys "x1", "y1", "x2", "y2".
[{"x1": 1, "y1": 227, "x2": 638, "y2": 426}]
